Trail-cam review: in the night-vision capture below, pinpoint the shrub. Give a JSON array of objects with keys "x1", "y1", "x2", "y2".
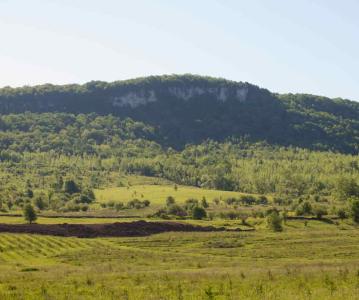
[
  {"x1": 75, "y1": 194, "x2": 93, "y2": 204},
  {"x1": 82, "y1": 189, "x2": 95, "y2": 202},
  {"x1": 226, "y1": 211, "x2": 239, "y2": 220},
  {"x1": 256, "y1": 195, "x2": 268, "y2": 205},
  {"x1": 64, "y1": 180, "x2": 80, "y2": 194},
  {"x1": 192, "y1": 206, "x2": 207, "y2": 220},
  {"x1": 127, "y1": 199, "x2": 142, "y2": 209},
  {"x1": 33, "y1": 196, "x2": 46, "y2": 210},
  {"x1": 267, "y1": 211, "x2": 283, "y2": 232},
  {"x1": 350, "y1": 199, "x2": 359, "y2": 223},
  {"x1": 23, "y1": 204, "x2": 37, "y2": 224},
  {"x1": 337, "y1": 208, "x2": 347, "y2": 220},
  {"x1": 64, "y1": 201, "x2": 81, "y2": 212},
  {"x1": 26, "y1": 189, "x2": 34, "y2": 198},
  {"x1": 273, "y1": 197, "x2": 285, "y2": 205},
  {"x1": 107, "y1": 200, "x2": 116, "y2": 208},
  {"x1": 185, "y1": 198, "x2": 198, "y2": 211},
  {"x1": 240, "y1": 195, "x2": 256, "y2": 205},
  {"x1": 296, "y1": 201, "x2": 312, "y2": 216},
  {"x1": 115, "y1": 202, "x2": 124, "y2": 211},
  {"x1": 80, "y1": 204, "x2": 89, "y2": 211},
  {"x1": 167, "y1": 204, "x2": 187, "y2": 217},
  {"x1": 201, "y1": 197, "x2": 209, "y2": 208},
  {"x1": 151, "y1": 208, "x2": 170, "y2": 219},
  {"x1": 143, "y1": 200, "x2": 150, "y2": 207},
  {"x1": 225, "y1": 197, "x2": 237, "y2": 205},
  {"x1": 166, "y1": 196, "x2": 175, "y2": 206},
  {"x1": 313, "y1": 206, "x2": 327, "y2": 219},
  {"x1": 265, "y1": 207, "x2": 279, "y2": 216}
]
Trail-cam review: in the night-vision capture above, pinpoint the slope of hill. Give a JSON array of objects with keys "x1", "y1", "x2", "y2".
[{"x1": 0, "y1": 74, "x2": 358, "y2": 153}]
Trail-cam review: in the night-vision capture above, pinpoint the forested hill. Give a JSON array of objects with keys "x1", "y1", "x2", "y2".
[{"x1": 0, "y1": 74, "x2": 358, "y2": 153}]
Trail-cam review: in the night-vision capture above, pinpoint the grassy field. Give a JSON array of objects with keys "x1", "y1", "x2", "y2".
[
  {"x1": 0, "y1": 177, "x2": 357, "y2": 299},
  {"x1": 95, "y1": 184, "x2": 249, "y2": 205},
  {"x1": 0, "y1": 219, "x2": 358, "y2": 299}
]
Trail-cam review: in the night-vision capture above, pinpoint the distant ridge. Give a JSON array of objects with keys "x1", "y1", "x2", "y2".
[{"x1": 0, "y1": 74, "x2": 358, "y2": 153}]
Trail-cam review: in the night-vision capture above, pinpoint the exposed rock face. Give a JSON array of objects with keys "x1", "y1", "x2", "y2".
[
  {"x1": 112, "y1": 90, "x2": 157, "y2": 108},
  {"x1": 110, "y1": 86, "x2": 249, "y2": 108}
]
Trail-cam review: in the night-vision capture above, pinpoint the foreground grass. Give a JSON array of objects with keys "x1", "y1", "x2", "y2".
[{"x1": 0, "y1": 220, "x2": 358, "y2": 299}]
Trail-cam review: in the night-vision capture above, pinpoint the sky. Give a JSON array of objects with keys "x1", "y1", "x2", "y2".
[{"x1": 0, "y1": 0, "x2": 358, "y2": 100}]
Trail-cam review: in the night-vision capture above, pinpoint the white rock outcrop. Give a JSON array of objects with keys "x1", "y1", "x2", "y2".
[{"x1": 111, "y1": 86, "x2": 248, "y2": 108}]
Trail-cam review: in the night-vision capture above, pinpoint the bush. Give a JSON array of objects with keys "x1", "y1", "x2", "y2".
[
  {"x1": 64, "y1": 201, "x2": 81, "y2": 212},
  {"x1": 252, "y1": 210, "x2": 263, "y2": 218},
  {"x1": 350, "y1": 199, "x2": 359, "y2": 223},
  {"x1": 267, "y1": 211, "x2": 283, "y2": 232},
  {"x1": 33, "y1": 196, "x2": 46, "y2": 210},
  {"x1": 107, "y1": 200, "x2": 116, "y2": 208},
  {"x1": 64, "y1": 180, "x2": 80, "y2": 194},
  {"x1": 225, "y1": 197, "x2": 237, "y2": 205},
  {"x1": 192, "y1": 206, "x2": 207, "y2": 220},
  {"x1": 265, "y1": 208, "x2": 279, "y2": 216},
  {"x1": 167, "y1": 204, "x2": 187, "y2": 217},
  {"x1": 273, "y1": 197, "x2": 285, "y2": 205},
  {"x1": 23, "y1": 204, "x2": 37, "y2": 224},
  {"x1": 166, "y1": 196, "x2": 175, "y2": 206},
  {"x1": 74, "y1": 194, "x2": 93, "y2": 204},
  {"x1": 256, "y1": 195, "x2": 268, "y2": 205},
  {"x1": 115, "y1": 202, "x2": 124, "y2": 211},
  {"x1": 151, "y1": 208, "x2": 170, "y2": 219},
  {"x1": 337, "y1": 208, "x2": 347, "y2": 220},
  {"x1": 221, "y1": 211, "x2": 239, "y2": 220},
  {"x1": 127, "y1": 199, "x2": 150, "y2": 209},
  {"x1": 82, "y1": 189, "x2": 95, "y2": 203},
  {"x1": 313, "y1": 206, "x2": 327, "y2": 219},
  {"x1": 296, "y1": 201, "x2": 312, "y2": 216},
  {"x1": 185, "y1": 198, "x2": 199, "y2": 211},
  {"x1": 240, "y1": 195, "x2": 256, "y2": 205},
  {"x1": 201, "y1": 197, "x2": 209, "y2": 208}
]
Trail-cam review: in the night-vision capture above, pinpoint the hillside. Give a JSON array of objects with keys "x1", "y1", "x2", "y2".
[{"x1": 0, "y1": 74, "x2": 358, "y2": 153}]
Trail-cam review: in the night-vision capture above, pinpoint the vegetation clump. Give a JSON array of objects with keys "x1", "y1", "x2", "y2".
[
  {"x1": 192, "y1": 206, "x2": 207, "y2": 220},
  {"x1": 267, "y1": 211, "x2": 283, "y2": 232},
  {"x1": 23, "y1": 204, "x2": 37, "y2": 224}
]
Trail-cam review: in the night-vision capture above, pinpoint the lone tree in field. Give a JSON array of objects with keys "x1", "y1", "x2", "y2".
[
  {"x1": 267, "y1": 211, "x2": 283, "y2": 232},
  {"x1": 23, "y1": 204, "x2": 37, "y2": 224}
]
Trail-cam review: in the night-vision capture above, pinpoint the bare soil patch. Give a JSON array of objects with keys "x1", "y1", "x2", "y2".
[{"x1": 0, "y1": 220, "x2": 238, "y2": 238}]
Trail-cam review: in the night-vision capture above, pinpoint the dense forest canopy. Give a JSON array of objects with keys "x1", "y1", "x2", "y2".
[
  {"x1": 0, "y1": 74, "x2": 358, "y2": 153},
  {"x1": 0, "y1": 75, "x2": 357, "y2": 213},
  {"x1": 0, "y1": 113, "x2": 357, "y2": 205}
]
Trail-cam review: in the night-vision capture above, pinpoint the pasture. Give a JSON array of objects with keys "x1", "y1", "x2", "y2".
[
  {"x1": 0, "y1": 219, "x2": 358, "y2": 299},
  {"x1": 94, "y1": 184, "x2": 250, "y2": 205}
]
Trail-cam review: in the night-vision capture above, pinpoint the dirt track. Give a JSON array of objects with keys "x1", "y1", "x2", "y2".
[{"x1": 0, "y1": 221, "x2": 234, "y2": 238}]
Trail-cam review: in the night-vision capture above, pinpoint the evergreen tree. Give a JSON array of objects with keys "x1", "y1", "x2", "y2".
[{"x1": 23, "y1": 204, "x2": 37, "y2": 224}]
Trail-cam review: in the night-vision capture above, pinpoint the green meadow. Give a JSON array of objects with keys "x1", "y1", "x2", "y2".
[
  {"x1": 0, "y1": 219, "x2": 358, "y2": 299},
  {"x1": 95, "y1": 184, "x2": 246, "y2": 205}
]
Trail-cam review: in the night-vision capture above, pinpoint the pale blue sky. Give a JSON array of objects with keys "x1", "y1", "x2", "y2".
[{"x1": 0, "y1": 0, "x2": 358, "y2": 100}]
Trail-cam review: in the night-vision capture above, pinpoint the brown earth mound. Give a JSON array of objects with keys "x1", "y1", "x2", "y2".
[{"x1": 0, "y1": 221, "x2": 234, "y2": 238}]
